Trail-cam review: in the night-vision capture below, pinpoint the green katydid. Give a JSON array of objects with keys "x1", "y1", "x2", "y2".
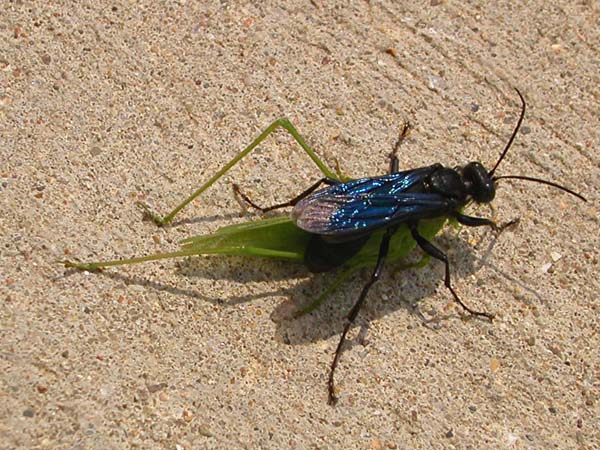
[{"x1": 62, "y1": 118, "x2": 442, "y2": 316}]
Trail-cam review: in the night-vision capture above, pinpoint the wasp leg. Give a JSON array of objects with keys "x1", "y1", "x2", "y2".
[
  {"x1": 389, "y1": 122, "x2": 411, "y2": 174},
  {"x1": 455, "y1": 213, "x2": 519, "y2": 233},
  {"x1": 328, "y1": 226, "x2": 396, "y2": 405},
  {"x1": 233, "y1": 177, "x2": 338, "y2": 213},
  {"x1": 409, "y1": 223, "x2": 494, "y2": 321}
]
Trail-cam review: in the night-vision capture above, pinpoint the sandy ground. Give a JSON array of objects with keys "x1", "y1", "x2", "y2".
[{"x1": 1, "y1": 1, "x2": 598, "y2": 449}]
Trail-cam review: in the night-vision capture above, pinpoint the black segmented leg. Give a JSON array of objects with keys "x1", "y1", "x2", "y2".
[
  {"x1": 455, "y1": 213, "x2": 520, "y2": 233},
  {"x1": 328, "y1": 226, "x2": 396, "y2": 405},
  {"x1": 388, "y1": 123, "x2": 411, "y2": 174},
  {"x1": 408, "y1": 223, "x2": 494, "y2": 321},
  {"x1": 326, "y1": 123, "x2": 413, "y2": 404},
  {"x1": 454, "y1": 213, "x2": 496, "y2": 228},
  {"x1": 233, "y1": 177, "x2": 338, "y2": 212}
]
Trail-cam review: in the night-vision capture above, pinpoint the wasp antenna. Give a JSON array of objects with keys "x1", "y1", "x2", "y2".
[
  {"x1": 489, "y1": 88, "x2": 526, "y2": 177},
  {"x1": 493, "y1": 175, "x2": 587, "y2": 202}
]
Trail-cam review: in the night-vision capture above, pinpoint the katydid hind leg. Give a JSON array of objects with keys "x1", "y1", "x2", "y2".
[
  {"x1": 408, "y1": 223, "x2": 494, "y2": 320},
  {"x1": 140, "y1": 118, "x2": 339, "y2": 226},
  {"x1": 328, "y1": 227, "x2": 395, "y2": 406}
]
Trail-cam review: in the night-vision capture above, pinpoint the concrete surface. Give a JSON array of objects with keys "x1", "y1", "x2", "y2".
[{"x1": 1, "y1": 1, "x2": 598, "y2": 449}]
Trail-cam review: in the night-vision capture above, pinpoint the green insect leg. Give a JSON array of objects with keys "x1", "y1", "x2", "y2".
[
  {"x1": 58, "y1": 249, "x2": 197, "y2": 272},
  {"x1": 295, "y1": 267, "x2": 359, "y2": 317}
]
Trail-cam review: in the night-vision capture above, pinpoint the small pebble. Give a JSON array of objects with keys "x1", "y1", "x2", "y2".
[
  {"x1": 490, "y1": 358, "x2": 501, "y2": 373},
  {"x1": 428, "y1": 76, "x2": 446, "y2": 91},
  {"x1": 385, "y1": 47, "x2": 397, "y2": 57},
  {"x1": 147, "y1": 382, "x2": 168, "y2": 393}
]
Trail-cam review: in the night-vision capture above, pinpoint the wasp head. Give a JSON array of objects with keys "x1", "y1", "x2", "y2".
[{"x1": 462, "y1": 162, "x2": 495, "y2": 203}]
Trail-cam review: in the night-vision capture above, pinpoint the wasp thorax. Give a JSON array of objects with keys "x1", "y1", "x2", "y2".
[
  {"x1": 428, "y1": 167, "x2": 466, "y2": 199},
  {"x1": 462, "y1": 162, "x2": 495, "y2": 203}
]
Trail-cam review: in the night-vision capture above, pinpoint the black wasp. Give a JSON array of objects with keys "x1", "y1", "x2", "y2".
[{"x1": 235, "y1": 89, "x2": 587, "y2": 405}]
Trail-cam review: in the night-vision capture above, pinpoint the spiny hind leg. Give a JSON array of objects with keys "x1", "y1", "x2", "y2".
[
  {"x1": 140, "y1": 118, "x2": 340, "y2": 226},
  {"x1": 328, "y1": 226, "x2": 396, "y2": 406}
]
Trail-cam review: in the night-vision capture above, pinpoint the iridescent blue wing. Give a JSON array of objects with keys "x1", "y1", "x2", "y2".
[
  {"x1": 292, "y1": 164, "x2": 450, "y2": 238},
  {"x1": 319, "y1": 164, "x2": 439, "y2": 197}
]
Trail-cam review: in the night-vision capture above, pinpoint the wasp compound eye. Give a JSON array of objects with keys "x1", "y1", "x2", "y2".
[{"x1": 463, "y1": 162, "x2": 495, "y2": 203}]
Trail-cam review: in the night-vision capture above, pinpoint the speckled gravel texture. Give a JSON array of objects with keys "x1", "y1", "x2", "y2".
[{"x1": 1, "y1": 1, "x2": 598, "y2": 449}]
